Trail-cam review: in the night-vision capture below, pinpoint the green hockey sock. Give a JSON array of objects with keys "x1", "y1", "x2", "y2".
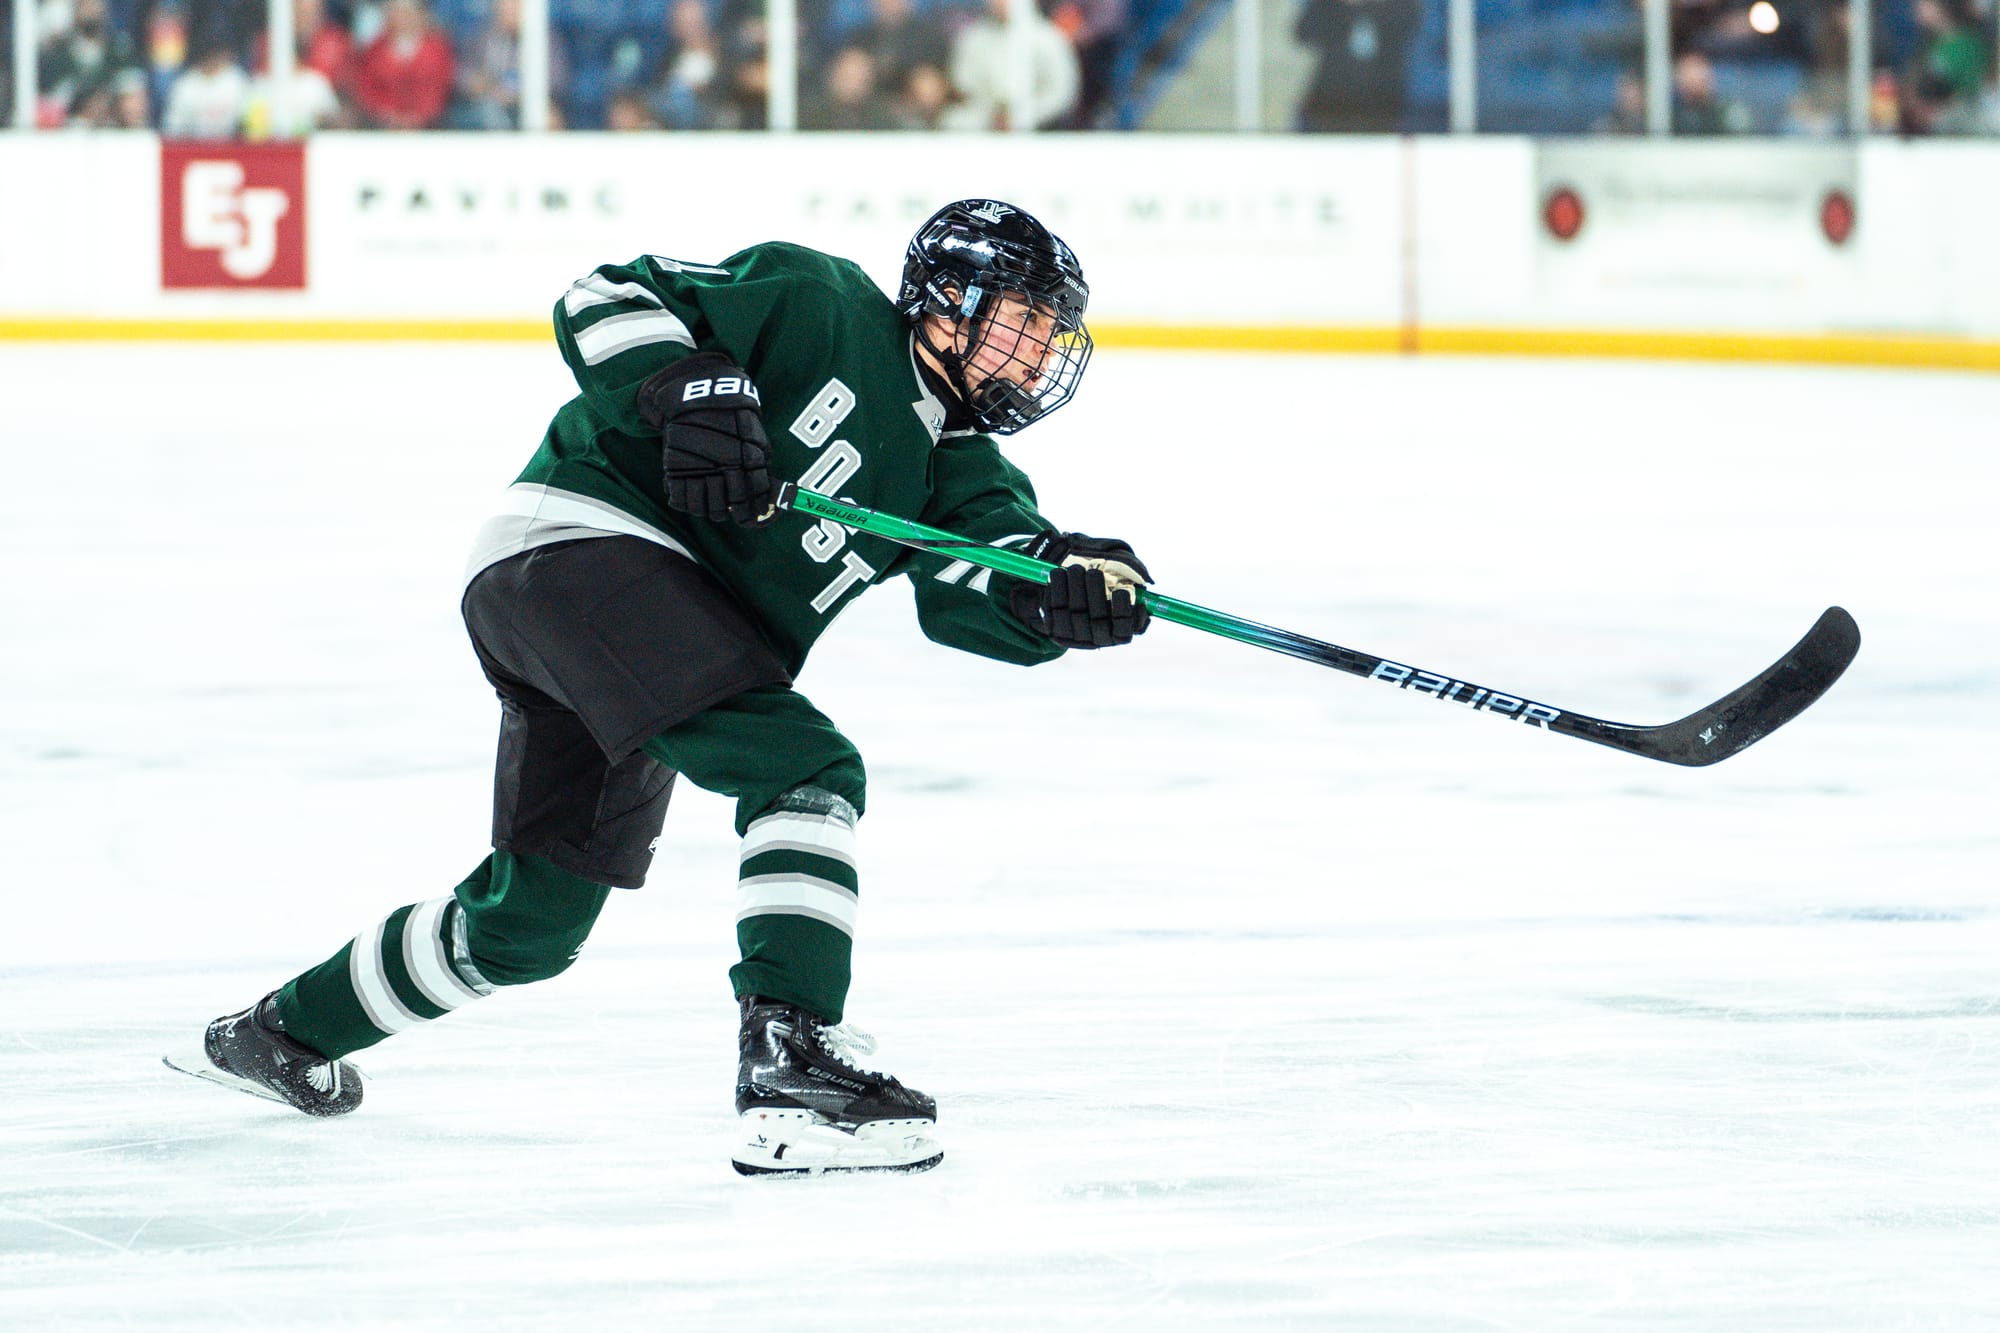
[
  {"x1": 276, "y1": 895, "x2": 494, "y2": 1060},
  {"x1": 728, "y1": 786, "x2": 858, "y2": 1023}
]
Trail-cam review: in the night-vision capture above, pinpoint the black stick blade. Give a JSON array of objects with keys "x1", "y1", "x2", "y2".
[{"x1": 1602, "y1": 606, "x2": 1862, "y2": 767}]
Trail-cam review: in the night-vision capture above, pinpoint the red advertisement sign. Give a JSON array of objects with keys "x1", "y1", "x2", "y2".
[{"x1": 160, "y1": 142, "x2": 307, "y2": 289}]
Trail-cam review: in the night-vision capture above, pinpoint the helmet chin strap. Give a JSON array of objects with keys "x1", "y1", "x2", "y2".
[
  {"x1": 921, "y1": 283, "x2": 1020, "y2": 430},
  {"x1": 916, "y1": 317, "x2": 978, "y2": 414},
  {"x1": 917, "y1": 284, "x2": 1053, "y2": 433}
]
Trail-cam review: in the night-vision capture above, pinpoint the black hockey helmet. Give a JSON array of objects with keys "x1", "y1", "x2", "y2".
[{"x1": 898, "y1": 199, "x2": 1092, "y2": 435}]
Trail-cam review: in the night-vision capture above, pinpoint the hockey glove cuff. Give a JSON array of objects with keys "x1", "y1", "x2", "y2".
[
  {"x1": 1007, "y1": 531, "x2": 1153, "y2": 650},
  {"x1": 640, "y1": 352, "x2": 775, "y2": 526},
  {"x1": 1022, "y1": 531, "x2": 1152, "y2": 593}
]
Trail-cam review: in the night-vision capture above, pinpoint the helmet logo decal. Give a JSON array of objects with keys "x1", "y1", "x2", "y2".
[
  {"x1": 939, "y1": 234, "x2": 996, "y2": 259},
  {"x1": 967, "y1": 201, "x2": 1016, "y2": 225}
]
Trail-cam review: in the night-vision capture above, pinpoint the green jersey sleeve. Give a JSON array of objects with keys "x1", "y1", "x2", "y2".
[
  {"x1": 552, "y1": 247, "x2": 851, "y2": 439},
  {"x1": 904, "y1": 435, "x2": 1067, "y2": 667}
]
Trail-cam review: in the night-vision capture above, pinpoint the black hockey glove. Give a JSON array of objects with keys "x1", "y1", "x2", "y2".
[
  {"x1": 638, "y1": 352, "x2": 774, "y2": 526},
  {"x1": 1007, "y1": 531, "x2": 1153, "y2": 650}
]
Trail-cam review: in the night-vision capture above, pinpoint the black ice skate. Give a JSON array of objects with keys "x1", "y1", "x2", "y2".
[
  {"x1": 162, "y1": 993, "x2": 363, "y2": 1116},
  {"x1": 732, "y1": 995, "x2": 940, "y2": 1176}
]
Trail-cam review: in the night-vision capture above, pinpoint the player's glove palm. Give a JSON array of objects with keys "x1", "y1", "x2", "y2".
[
  {"x1": 1007, "y1": 531, "x2": 1153, "y2": 649},
  {"x1": 639, "y1": 352, "x2": 774, "y2": 526}
]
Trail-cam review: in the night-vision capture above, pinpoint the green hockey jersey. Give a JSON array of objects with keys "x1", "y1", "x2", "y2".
[{"x1": 464, "y1": 241, "x2": 1066, "y2": 675}]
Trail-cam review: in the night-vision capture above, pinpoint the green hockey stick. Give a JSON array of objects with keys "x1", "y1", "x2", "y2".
[{"x1": 773, "y1": 482, "x2": 1858, "y2": 767}]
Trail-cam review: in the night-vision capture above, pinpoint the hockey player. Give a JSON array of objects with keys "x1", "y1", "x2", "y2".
[{"x1": 173, "y1": 200, "x2": 1152, "y2": 1175}]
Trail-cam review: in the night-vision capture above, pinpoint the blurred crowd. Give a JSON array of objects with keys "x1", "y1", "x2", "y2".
[
  {"x1": 1305, "y1": 0, "x2": 1999, "y2": 136},
  {"x1": 1579, "y1": 0, "x2": 2000, "y2": 135},
  {"x1": 5, "y1": 0, "x2": 1997, "y2": 136},
  {"x1": 15, "y1": 0, "x2": 507, "y2": 132},
  {"x1": 6, "y1": 0, "x2": 1124, "y2": 132}
]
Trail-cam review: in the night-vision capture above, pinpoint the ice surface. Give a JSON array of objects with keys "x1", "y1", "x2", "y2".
[{"x1": 3, "y1": 343, "x2": 1997, "y2": 1330}]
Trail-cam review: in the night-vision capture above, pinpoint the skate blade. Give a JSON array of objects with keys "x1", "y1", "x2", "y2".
[
  {"x1": 161, "y1": 1051, "x2": 292, "y2": 1106},
  {"x1": 732, "y1": 1109, "x2": 943, "y2": 1177}
]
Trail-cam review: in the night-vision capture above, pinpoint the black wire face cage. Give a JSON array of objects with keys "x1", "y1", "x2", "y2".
[
  {"x1": 901, "y1": 201, "x2": 1093, "y2": 435},
  {"x1": 953, "y1": 286, "x2": 1093, "y2": 435}
]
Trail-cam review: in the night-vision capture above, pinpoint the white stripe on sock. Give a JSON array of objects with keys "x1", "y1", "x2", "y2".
[
  {"x1": 402, "y1": 897, "x2": 484, "y2": 1011},
  {"x1": 348, "y1": 916, "x2": 423, "y2": 1036},
  {"x1": 735, "y1": 874, "x2": 859, "y2": 936},
  {"x1": 739, "y1": 811, "x2": 858, "y2": 868}
]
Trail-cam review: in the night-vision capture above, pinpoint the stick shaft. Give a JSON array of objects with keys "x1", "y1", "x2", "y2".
[
  {"x1": 781, "y1": 481, "x2": 1540, "y2": 698},
  {"x1": 773, "y1": 484, "x2": 1857, "y2": 766}
]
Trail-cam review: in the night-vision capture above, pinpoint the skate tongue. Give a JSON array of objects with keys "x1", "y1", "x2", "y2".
[{"x1": 817, "y1": 1022, "x2": 877, "y2": 1066}]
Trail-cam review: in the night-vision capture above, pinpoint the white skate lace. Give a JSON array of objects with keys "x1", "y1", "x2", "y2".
[
  {"x1": 816, "y1": 1022, "x2": 879, "y2": 1072},
  {"x1": 305, "y1": 1062, "x2": 340, "y2": 1096}
]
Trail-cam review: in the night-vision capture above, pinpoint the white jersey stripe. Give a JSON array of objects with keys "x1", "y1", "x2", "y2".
[
  {"x1": 402, "y1": 897, "x2": 484, "y2": 1011},
  {"x1": 574, "y1": 308, "x2": 696, "y2": 365},
  {"x1": 932, "y1": 533, "x2": 1035, "y2": 592},
  {"x1": 348, "y1": 918, "x2": 423, "y2": 1036},
  {"x1": 563, "y1": 274, "x2": 664, "y2": 317},
  {"x1": 487, "y1": 483, "x2": 694, "y2": 550},
  {"x1": 463, "y1": 483, "x2": 697, "y2": 587},
  {"x1": 736, "y1": 875, "x2": 860, "y2": 936}
]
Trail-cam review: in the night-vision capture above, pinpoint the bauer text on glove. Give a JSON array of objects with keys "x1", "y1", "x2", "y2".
[{"x1": 638, "y1": 352, "x2": 775, "y2": 526}]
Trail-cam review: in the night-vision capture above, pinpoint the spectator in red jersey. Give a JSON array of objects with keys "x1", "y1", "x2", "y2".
[
  {"x1": 251, "y1": 0, "x2": 354, "y2": 87},
  {"x1": 351, "y1": 0, "x2": 455, "y2": 129}
]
